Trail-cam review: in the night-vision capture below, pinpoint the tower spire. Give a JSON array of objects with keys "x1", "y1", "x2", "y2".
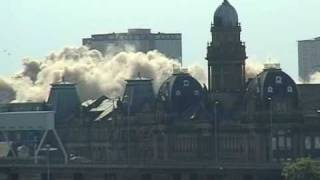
[{"x1": 207, "y1": 0, "x2": 246, "y2": 92}]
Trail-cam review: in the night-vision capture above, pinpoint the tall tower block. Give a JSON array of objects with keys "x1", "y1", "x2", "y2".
[{"x1": 207, "y1": 0, "x2": 247, "y2": 92}]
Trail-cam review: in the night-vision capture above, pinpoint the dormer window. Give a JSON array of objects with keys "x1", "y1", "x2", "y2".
[
  {"x1": 287, "y1": 86, "x2": 293, "y2": 93},
  {"x1": 183, "y1": 80, "x2": 190, "y2": 87},
  {"x1": 267, "y1": 86, "x2": 273, "y2": 93},
  {"x1": 275, "y1": 76, "x2": 282, "y2": 84},
  {"x1": 194, "y1": 90, "x2": 200, "y2": 96},
  {"x1": 176, "y1": 90, "x2": 181, "y2": 96}
]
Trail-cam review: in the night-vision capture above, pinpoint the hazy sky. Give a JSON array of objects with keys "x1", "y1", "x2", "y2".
[{"x1": 0, "y1": 0, "x2": 319, "y2": 80}]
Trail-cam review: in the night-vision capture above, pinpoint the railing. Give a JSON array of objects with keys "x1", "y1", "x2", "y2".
[{"x1": 0, "y1": 158, "x2": 283, "y2": 170}]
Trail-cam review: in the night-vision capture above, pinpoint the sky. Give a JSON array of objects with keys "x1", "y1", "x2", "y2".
[{"x1": 0, "y1": 0, "x2": 319, "y2": 81}]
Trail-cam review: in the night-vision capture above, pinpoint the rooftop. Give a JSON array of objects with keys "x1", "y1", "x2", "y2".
[
  {"x1": 298, "y1": 37, "x2": 320, "y2": 42},
  {"x1": 83, "y1": 29, "x2": 182, "y2": 41}
]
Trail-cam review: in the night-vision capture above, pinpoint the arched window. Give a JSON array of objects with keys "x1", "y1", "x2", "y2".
[
  {"x1": 267, "y1": 86, "x2": 273, "y2": 93},
  {"x1": 183, "y1": 80, "x2": 190, "y2": 87},
  {"x1": 194, "y1": 90, "x2": 200, "y2": 96},
  {"x1": 176, "y1": 90, "x2": 181, "y2": 96},
  {"x1": 287, "y1": 86, "x2": 293, "y2": 93}
]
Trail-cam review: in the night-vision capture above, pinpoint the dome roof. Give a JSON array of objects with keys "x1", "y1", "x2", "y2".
[
  {"x1": 214, "y1": 0, "x2": 238, "y2": 27},
  {"x1": 245, "y1": 68, "x2": 298, "y2": 114},
  {"x1": 246, "y1": 68, "x2": 297, "y2": 100},
  {"x1": 244, "y1": 67, "x2": 299, "y2": 122},
  {"x1": 158, "y1": 73, "x2": 203, "y2": 113}
]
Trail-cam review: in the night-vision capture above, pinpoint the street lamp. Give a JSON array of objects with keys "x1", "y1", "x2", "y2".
[
  {"x1": 214, "y1": 101, "x2": 219, "y2": 162},
  {"x1": 40, "y1": 144, "x2": 57, "y2": 180},
  {"x1": 267, "y1": 97, "x2": 273, "y2": 161}
]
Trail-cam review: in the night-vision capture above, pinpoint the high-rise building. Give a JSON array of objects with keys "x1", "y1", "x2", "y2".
[
  {"x1": 298, "y1": 37, "x2": 320, "y2": 81},
  {"x1": 82, "y1": 29, "x2": 182, "y2": 64}
]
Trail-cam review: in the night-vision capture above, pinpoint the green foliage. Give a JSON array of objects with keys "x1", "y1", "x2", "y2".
[{"x1": 282, "y1": 158, "x2": 320, "y2": 180}]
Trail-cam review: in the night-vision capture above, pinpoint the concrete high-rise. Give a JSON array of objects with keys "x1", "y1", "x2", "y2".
[
  {"x1": 298, "y1": 37, "x2": 320, "y2": 81},
  {"x1": 83, "y1": 29, "x2": 182, "y2": 64}
]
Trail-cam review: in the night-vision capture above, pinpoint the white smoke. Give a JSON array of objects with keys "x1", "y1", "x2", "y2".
[
  {"x1": 0, "y1": 46, "x2": 207, "y2": 102},
  {"x1": 0, "y1": 78, "x2": 16, "y2": 104},
  {"x1": 0, "y1": 46, "x2": 270, "y2": 103},
  {"x1": 188, "y1": 65, "x2": 207, "y2": 85},
  {"x1": 309, "y1": 72, "x2": 320, "y2": 84},
  {"x1": 245, "y1": 59, "x2": 264, "y2": 79}
]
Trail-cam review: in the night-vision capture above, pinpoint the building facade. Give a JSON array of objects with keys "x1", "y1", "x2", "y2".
[
  {"x1": 298, "y1": 37, "x2": 320, "y2": 81},
  {"x1": 0, "y1": 1, "x2": 320, "y2": 180},
  {"x1": 83, "y1": 29, "x2": 182, "y2": 64}
]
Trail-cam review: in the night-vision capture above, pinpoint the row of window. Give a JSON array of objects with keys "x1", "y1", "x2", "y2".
[
  {"x1": 256, "y1": 86, "x2": 293, "y2": 93},
  {"x1": 154, "y1": 34, "x2": 181, "y2": 40},
  {"x1": 175, "y1": 80, "x2": 199, "y2": 96},
  {"x1": 173, "y1": 136, "x2": 198, "y2": 153},
  {"x1": 175, "y1": 90, "x2": 200, "y2": 96},
  {"x1": 92, "y1": 34, "x2": 181, "y2": 41},
  {"x1": 220, "y1": 136, "x2": 245, "y2": 153},
  {"x1": 272, "y1": 136, "x2": 292, "y2": 150},
  {"x1": 305, "y1": 136, "x2": 320, "y2": 150},
  {"x1": 268, "y1": 86, "x2": 293, "y2": 93},
  {"x1": 66, "y1": 173, "x2": 251, "y2": 180},
  {"x1": 38, "y1": 173, "x2": 237, "y2": 180}
]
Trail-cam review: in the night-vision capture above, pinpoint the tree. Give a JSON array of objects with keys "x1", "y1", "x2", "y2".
[{"x1": 282, "y1": 158, "x2": 320, "y2": 180}]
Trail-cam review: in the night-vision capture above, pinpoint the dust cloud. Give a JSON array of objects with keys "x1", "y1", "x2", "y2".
[
  {"x1": 0, "y1": 47, "x2": 205, "y2": 102},
  {"x1": 0, "y1": 47, "x2": 268, "y2": 103}
]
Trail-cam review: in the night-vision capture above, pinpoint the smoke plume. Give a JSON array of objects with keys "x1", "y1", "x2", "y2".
[
  {"x1": 309, "y1": 72, "x2": 320, "y2": 84},
  {"x1": 245, "y1": 59, "x2": 264, "y2": 79},
  {"x1": 0, "y1": 47, "x2": 207, "y2": 102},
  {"x1": 0, "y1": 46, "x2": 268, "y2": 103}
]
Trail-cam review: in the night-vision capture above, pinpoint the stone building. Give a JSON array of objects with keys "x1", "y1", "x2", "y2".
[{"x1": 0, "y1": 1, "x2": 320, "y2": 180}]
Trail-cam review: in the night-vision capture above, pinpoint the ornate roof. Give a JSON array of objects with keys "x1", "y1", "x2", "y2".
[
  {"x1": 247, "y1": 68, "x2": 297, "y2": 98},
  {"x1": 214, "y1": 0, "x2": 238, "y2": 27},
  {"x1": 158, "y1": 73, "x2": 203, "y2": 113}
]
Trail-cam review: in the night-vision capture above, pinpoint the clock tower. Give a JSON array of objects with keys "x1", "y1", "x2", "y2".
[{"x1": 207, "y1": 0, "x2": 247, "y2": 93}]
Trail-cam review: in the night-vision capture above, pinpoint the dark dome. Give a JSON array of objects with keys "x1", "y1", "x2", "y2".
[
  {"x1": 246, "y1": 68, "x2": 298, "y2": 100},
  {"x1": 214, "y1": 0, "x2": 238, "y2": 27},
  {"x1": 245, "y1": 67, "x2": 298, "y2": 119},
  {"x1": 158, "y1": 73, "x2": 203, "y2": 113}
]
